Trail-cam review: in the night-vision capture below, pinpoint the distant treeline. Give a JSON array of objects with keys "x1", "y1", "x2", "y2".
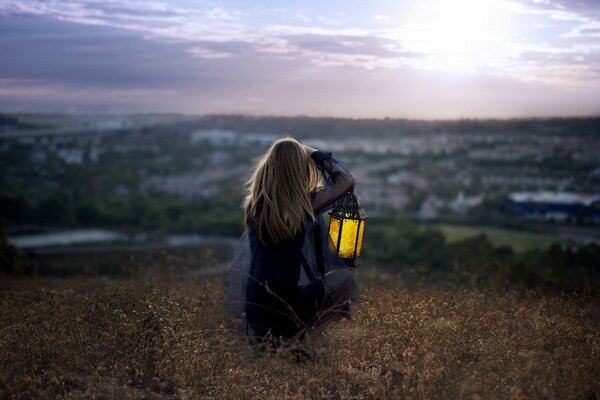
[
  {"x1": 3, "y1": 112, "x2": 599, "y2": 138},
  {"x1": 364, "y1": 216, "x2": 600, "y2": 292},
  {"x1": 3, "y1": 210, "x2": 599, "y2": 292},
  {"x1": 187, "y1": 114, "x2": 600, "y2": 138},
  {"x1": 0, "y1": 191, "x2": 244, "y2": 237}
]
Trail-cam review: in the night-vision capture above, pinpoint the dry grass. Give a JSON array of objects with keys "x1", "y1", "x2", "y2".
[{"x1": 0, "y1": 272, "x2": 599, "y2": 399}]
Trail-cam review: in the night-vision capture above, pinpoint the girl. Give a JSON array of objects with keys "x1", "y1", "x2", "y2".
[{"x1": 228, "y1": 137, "x2": 358, "y2": 348}]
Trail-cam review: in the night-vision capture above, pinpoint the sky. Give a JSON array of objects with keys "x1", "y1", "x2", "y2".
[{"x1": 1, "y1": 0, "x2": 600, "y2": 118}]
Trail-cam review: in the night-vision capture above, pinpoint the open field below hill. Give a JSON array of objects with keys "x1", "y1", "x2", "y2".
[
  {"x1": 429, "y1": 224, "x2": 563, "y2": 253},
  {"x1": 1, "y1": 271, "x2": 598, "y2": 399}
]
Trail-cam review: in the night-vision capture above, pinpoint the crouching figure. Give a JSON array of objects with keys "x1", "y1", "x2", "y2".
[{"x1": 227, "y1": 137, "x2": 359, "y2": 350}]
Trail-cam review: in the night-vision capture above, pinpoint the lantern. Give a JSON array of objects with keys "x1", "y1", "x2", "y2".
[{"x1": 328, "y1": 190, "x2": 367, "y2": 267}]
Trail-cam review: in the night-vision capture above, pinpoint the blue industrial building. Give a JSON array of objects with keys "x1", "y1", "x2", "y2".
[{"x1": 501, "y1": 192, "x2": 600, "y2": 221}]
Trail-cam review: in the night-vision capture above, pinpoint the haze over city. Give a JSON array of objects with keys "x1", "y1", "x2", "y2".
[{"x1": 1, "y1": 0, "x2": 600, "y2": 118}]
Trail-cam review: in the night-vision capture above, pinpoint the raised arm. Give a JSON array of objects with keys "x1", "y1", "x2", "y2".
[{"x1": 309, "y1": 150, "x2": 355, "y2": 214}]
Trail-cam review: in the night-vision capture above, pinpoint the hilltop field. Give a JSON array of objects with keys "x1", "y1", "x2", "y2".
[{"x1": 1, "y1": 271, "x2": 598, "y2": 399}]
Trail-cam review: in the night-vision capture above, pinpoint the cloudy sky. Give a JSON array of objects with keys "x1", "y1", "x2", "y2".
[{"x1": 1, "y1": 0, "x2": 600, "y2": 118}]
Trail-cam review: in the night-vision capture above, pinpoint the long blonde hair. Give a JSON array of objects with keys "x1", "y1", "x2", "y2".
[{"x1": 243, "y1": 137, "x2": 321, "y2": 246}]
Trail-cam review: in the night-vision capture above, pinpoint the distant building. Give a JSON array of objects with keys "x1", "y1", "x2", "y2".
[
  {"x1": 56, "y1": 148, "x2": 84, "y2": 164},
  {"x1": 91, "y1": 119, "x2": 125, "y2": 130},
  {"x1": 590, "y1": 166, "x2": 600, "y2": 181},
  {"x1": 239, "y1": 133, "x2": 278, "y2": 145},
  {"x1": 501, "y1": 191, "x2": 600, "y2": 221},
  {"x1": 450, "y1": 192, "x2": 483, "y2": 215},
  {"x1": 190, "y1": 130, "x2": 238, "y2": 145},
  {"x1": 189, "y1": 130, "x2": 278, "y2": 146},
  {"x1": 418, "y1": 196, "x2": 445, "y2": 220}
]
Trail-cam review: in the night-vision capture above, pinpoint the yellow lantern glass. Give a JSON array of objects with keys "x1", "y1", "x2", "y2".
[
  {"x1": 328, "y1": 217, "x2": 365, "y2": 258},
  {"x1": 328, "y1": 191, "x2": 367, "y2": 267}
]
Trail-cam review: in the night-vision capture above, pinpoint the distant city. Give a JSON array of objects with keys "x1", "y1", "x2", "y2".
[{"x1": 1, "y1": 113, "x2": 599, "y2": 246}]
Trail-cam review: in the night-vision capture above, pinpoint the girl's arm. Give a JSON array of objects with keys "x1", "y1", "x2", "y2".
[{"x1": 309, "y1": 150, "x2": 354, "y2": 214}]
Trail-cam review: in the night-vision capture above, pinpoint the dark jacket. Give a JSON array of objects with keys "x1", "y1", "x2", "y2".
[{"x1": 245, "y1": 151, "x2": 354, "y2": 339}]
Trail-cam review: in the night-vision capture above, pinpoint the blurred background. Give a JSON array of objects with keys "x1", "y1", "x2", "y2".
[{"x1": 1, "y1": 0, "x2": 599, "y2": 290}]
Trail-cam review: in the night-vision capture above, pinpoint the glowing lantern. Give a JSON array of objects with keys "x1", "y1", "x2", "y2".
[{"x1": 328, "y1": 190, "x2": 367, "y2": 267}]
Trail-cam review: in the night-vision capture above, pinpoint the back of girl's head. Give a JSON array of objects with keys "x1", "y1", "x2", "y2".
[{"x1": 243, "y1": 137, "x2": 320, "y2": 245}]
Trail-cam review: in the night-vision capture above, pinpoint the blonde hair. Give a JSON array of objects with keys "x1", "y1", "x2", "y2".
[{"x1": 243, "y1": 137, "x2": 321, "y2": 246}]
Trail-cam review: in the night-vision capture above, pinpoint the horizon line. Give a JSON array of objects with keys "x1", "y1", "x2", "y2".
[{"x1": 1, "y1": 110, "x2": 600, "y2": 123}]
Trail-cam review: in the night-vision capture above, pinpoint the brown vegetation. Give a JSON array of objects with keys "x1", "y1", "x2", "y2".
[{"x1": 1, "y1": 272, "x2": 599, "y2": 399}]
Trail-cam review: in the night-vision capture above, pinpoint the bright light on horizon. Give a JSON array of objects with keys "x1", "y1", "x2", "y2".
[{"x1": 395, "y1": 0, "x2": 514, "y2": 73}]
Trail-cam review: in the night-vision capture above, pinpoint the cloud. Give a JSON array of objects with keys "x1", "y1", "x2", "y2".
[
  {"x1": 1, "y1": 0, "x2": 600, "y2": 116},
  {"x1": 0, "y1": 17, "x2": 182, "y2": 90},
  {"x1": 374, "y1": 15, "x2": 391, "y2": 22},
  {"x1": 2, "y1": 0, "x2": 599, "y2": 81},
  {"x1": 0, "y1": 0, "x2": 245, "y2": 42},
  {"x1": 547, "y1": 0, "x2": 600, "y2": 18},
  {"x1": 316, "y1": 15, "x2": 338, "y2": 25},
  {"x1": 287, "y1": 35, "x2": 412, "y2": 58},
  {"x1": 188, "y1": 47, "x2": 235, "y2": 59},
  {"x1": 561, "y1": 20, "x2": 600, "y2": 38},
  {"x1": 0, "y1": 77, "x2": 180, "y2": 114},
  {"x1": 265, "y1": 34, "x2": 418, "y2": 70}
]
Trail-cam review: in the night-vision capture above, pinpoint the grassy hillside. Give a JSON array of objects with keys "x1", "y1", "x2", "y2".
[{"x1": 1, "y1": 272, "x2": 598, "y2": 399}]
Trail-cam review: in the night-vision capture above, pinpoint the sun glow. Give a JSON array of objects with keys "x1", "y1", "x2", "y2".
[{"x1": 396, "y1": 0, "x2": 514, "y2": 72}]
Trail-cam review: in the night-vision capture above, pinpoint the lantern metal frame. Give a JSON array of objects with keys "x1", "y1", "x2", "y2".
[{"x1": 328, "y1": 189, "x2": 367, "y2": 268}]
